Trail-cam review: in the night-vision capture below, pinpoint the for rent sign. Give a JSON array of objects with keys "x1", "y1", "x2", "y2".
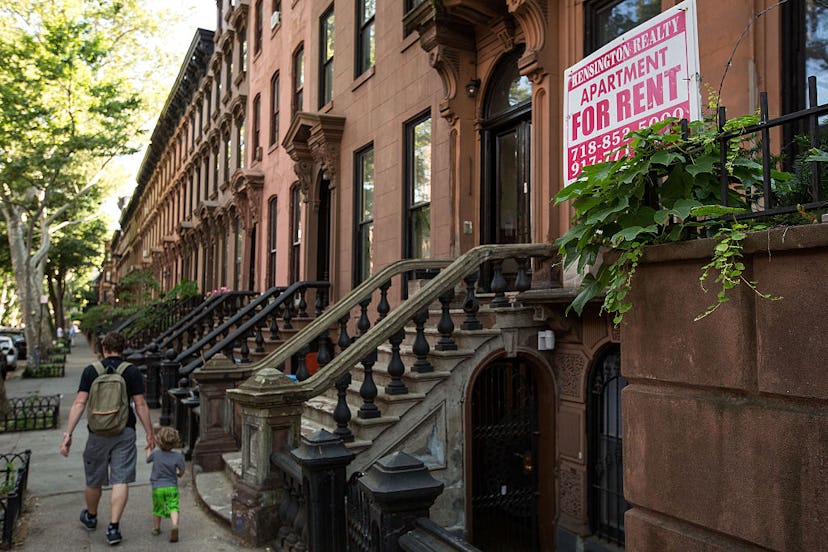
[{"x1": 563, "y1": 0, "x2": 701, "y2": 185}]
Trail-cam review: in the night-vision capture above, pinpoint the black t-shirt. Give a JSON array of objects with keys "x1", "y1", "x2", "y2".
[{"x1": 78, "y1": 356, "x2": 145, "y2": 431}]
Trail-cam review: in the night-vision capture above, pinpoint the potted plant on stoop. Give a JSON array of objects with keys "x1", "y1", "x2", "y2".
[{"x1": 554, "y1": 109, "x2": 828, "y2": 323}]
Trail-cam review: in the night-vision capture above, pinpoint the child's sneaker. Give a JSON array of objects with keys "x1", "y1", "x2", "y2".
[
  {"x1": 151, "y1": 528, "x2": 161, "y2": 536},
  {"x1": 106, "y1": 524, "x2": 122, "y2": 545},
  {"x1": 79, "y1": 509, "x2": 97, "y2": 531},
  {"x1": 169, "y1": 526, "x2": 179, "y2": 543}
]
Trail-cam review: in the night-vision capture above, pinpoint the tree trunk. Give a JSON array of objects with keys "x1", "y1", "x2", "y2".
[
  {"x1": 48, "y1": 274, "x2": 66, "y2": 334},
  {"x1": 2, "y1": 204, "x2": 51, "y2": 366}
]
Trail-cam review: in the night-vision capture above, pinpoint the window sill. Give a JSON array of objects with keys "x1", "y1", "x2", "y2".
[
  {"x1": 351, "y1": 66, "x2": 375, "y2": 93},
  {"x1": 400, "y1": 32, "x2": 419, "y2": 53},
  {"x1": 268, "y1": 142, "x2": 280, "y2": 154},
  {"x1": 320, "y1": 100, "x2": 334, "y2": 113}
]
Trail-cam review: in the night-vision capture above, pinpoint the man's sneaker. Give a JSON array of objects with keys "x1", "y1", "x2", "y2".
[
  {"x1": 79, "y1": 509, "x2": 97, "y2": 531},
  {"x1": 169, "y1": 526, "x2": 179, "y2": 543},
  {"x1": 106, "y1": 525, "x2": 122, "y2": 546}
]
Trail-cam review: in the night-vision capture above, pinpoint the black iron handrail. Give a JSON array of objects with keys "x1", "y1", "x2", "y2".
[
  {"x1": 156, "y1": 291, "x2": 257, "y2": 351},
  {"x1": 180, "y1": 281, "x2": 330, "y2": 375},
  {"x1": 174, "y1": 285, "x2": 287, "y2": 365}
]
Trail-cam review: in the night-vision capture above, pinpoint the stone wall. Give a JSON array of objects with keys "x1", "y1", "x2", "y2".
[{"x1": 622, "y1": 223, "x2": 828, "y2": 551}]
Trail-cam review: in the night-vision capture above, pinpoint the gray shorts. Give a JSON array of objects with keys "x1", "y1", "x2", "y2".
[{"x1": 83, "y1": 427, "x2": 137, "y2": 487}]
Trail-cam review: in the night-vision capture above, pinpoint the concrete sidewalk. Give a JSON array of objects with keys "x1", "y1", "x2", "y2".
[{"x1": 0, "y1": 339, "x2": 267, "y2": 551}]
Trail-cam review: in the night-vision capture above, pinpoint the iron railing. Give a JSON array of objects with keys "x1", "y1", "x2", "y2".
[
  {"x1": 0, "y1": 450, "x2": 31, "y2": 548},
  {"x1": 0, "y1": 396, "x2": 61, "y2": 432},
  {"x1": 346, "y1": 472, "x2": 374, "y2": 552}
]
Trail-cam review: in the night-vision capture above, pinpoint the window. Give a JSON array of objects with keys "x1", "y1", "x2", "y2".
[
  {"x1": 319, "y1": 7, "x2": 335, "y2": 108},
  {"x1": 293, "y1": 45, "x2": 304, "y2": 114},
  {"x1": 290, "y1": 185, "x2": 302, "y2": 283},
  {"x1": 270, "y1": 71, "x2": 280, "y2": 146},
  {"x1": 223, "y1": 133, "x2": 231, "y2": 184},
  {"x1": 255, "y1": 0, "x2": 263, "y2": 53},
  {"x1": 234, "y1": 218, "x2": 243, "y2": 290},
  {"x1": 206, "y1": 82, "x2": 212, "y2": 120},
  {"x1": 215, "y1": 70, "x2": 222, "y2": 108},
  {"x1": 404, "y1": 113, "x2": 431, "y2": 259},
  {"x1": 353, "y1": 145, "x2": 374, "y2": 284},
  {"x1": 226, "y1": 49, "x2": 233, "y2": 94},
  {"x1": 404, "y1": 0, "x2": 424, "y2": 14},
  {"x1": 253, "y1": 95, "x2": 261, "y2": 157},
  {"x1": 356, "y1": 0, "x2": 376, "y2": 76},
  {"x1": 266, "y1": 196, "x2": 278, "y2": 287},
  {"x1": 584, "y1": 0, "x2": 661, "y2": 54},
  {"x1": 237, "y1": 118, "x2": 246, "y2": 169},
  {"x1": 782, "y1": 0, "x2": 828, "y2": 157},
  {"x1": 588, "y1": 346, "x2": 629, "y2": 546},
  {"x1": 239, "y1": 29, "x2": 248, "y2": 75},
  {"x1": 203, "y1": 157, "x2": 210, "y2": 200},
  {"x1": 195, "y1": 166, "x2": 201, "y2": 206},
  {"x1": 213, "y1": 145, "x2": 220, "y2": 195}
]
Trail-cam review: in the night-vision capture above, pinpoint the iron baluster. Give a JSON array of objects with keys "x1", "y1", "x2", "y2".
[
  {"x1": 295, "y1": 345, "x2": 310, "y2": 381},
  {"x1": 316, "y1": 330, "x2": 332, "y2": 368},
  {"x1": 239, "y1": 335, "x2": 251, "y2": 363},
  {"x1": 297, "y1": 290, "x2": 308, "y2": 318},
  {"x1": 356, "y1": 298, "x2": 371, "y2": 337},
  {"x1": 515, "y1": 258, "x2": 531, "y2": 293},
  {"x1": 269, "y1": 307, "x2": 280, "y2": 340},
  {"x1": 333, "y1": 373, "x2": 354, "y2": 442},
  {"x1": 314, "y1": 287, "x2": 327, "y2": 317},
  {"x1": 435, "y1": 289, "x2": 457, "y2": 351},
  {"x1": 490, "y1": 260, "x2": 509, "y2": 308},
  {"x1": 411, "y1": 309, "x2": 433, "y2": 373},
  {"x1": 255, "y1": 326, "x2": 265, "y2": 353},
  {"x1": 283, "y1": 293, "x2": 294, "y2": 329},
  {"x1": 760, "y1": 92, "x2": 774, "y2": 209},
  {"x1": 337, "y1": 314, "x2": 352, "y2": 351},
  {"x1": 462, "y1": 271, "x2": 483, "y2": 330},
  {"x1": 385, "y1": 328, "x2": 408, "y2": 395},
  {"x1": 357, "y1": 349, "x2": 380, "y2": 419},
  {"x1": 376, "y1": 281, "x2": 391, "y2": 322}
]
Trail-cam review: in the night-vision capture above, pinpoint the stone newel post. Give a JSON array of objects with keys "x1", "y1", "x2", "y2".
[{"x1": 227, "y1": 367, "x2": 303, "y2": 546}]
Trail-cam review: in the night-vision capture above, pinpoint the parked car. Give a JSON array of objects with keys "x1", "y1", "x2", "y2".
[
  {"x1": 0, "y1": 336, "x2": 18, "y2": 377},
  {"x1": 0, "y1": 327, "x2": 25, "y2": 360}
]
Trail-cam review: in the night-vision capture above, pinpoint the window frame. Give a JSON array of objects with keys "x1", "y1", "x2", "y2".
[
  {"x1": 270, "y1": 71, "x2": 280, "y2": 146},
  {"x1": 293, "y1": 44, "x2": 304, "y2": 115},
  {"x1": 290, "y1": 185, "x2": 302, "y2": 283},
  {"x1": 353, "y1": 143, "x2": 375, "y2": 286},
  {"x1": 254, "y1": 0, "x2": 263, "y2": 54},
  {"x1": 319, "y1": 6, "x2": 335, "y2": 108},
  {"x1": 253, "y1": 93, "x2": 262, "y2": 156},
  {"x1": 584, "y1": 0, "x2": 662, "y2": 55},
  {"x1": 266, "y1": 196, "x2": 278, "y2": 287},
  {"x1": 355, "y1": 0, "x2": 376, "y2": 77},
  {"x1": 403, "y1": 110, "x2": 432, "y2": 260}
]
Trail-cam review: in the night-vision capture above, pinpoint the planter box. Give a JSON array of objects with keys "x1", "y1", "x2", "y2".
[
  {"x1": 22, "y1": 363, "x2": 65, "y2": 378},
  {"x1": 0, "y1": 396, "x2": 61, "y2": 432},
  {"x1": 622, "y1": 223, "x2": 828, "y2": 551}
]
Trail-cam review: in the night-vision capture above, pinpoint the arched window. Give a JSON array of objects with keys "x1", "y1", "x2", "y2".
[{"x1": 588, "y1": 345, "x2": 629, "y2": 546}]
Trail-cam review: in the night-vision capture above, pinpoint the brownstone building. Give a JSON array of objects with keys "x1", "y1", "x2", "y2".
[{"x1": 112, "y1": 1, "x2": 826, "y2": 549}]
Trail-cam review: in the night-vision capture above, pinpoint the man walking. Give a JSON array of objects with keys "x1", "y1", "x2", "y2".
[{"x1": 60, "y1": 331, "x2": 156, "y2": 545}]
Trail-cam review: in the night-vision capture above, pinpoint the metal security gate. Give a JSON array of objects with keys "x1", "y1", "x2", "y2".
[
  {"x1": 588, "y1": 346, "x2": 629, "y2": 546},
  {"x1": 470, "y1": 359, "x2": 538, "y2": 550}
]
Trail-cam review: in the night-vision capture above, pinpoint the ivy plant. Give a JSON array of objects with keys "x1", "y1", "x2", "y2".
[{"x1": 554, "y1": 115, "x2": 824, "y2": 323}]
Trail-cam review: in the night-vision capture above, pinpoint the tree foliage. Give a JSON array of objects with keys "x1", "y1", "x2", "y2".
[{"x1": 0, "y1": 0, "x2": 183, "y2": 357}]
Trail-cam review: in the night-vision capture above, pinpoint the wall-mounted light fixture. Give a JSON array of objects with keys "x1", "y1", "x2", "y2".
[{"x1": 465, "y1": 78, "x2": 481, "y2": 98}]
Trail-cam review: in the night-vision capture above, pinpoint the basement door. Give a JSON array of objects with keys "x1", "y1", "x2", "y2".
[{"x1": 470, "y1": 359, "x2": 539, "y2": 550}]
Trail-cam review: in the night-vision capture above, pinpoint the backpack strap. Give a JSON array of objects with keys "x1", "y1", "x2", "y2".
[
  {"x1": 115, "y1": 361, "x2": 131, "y2": 375},
  {"x1": 92, "y1": 361, "x2": 105, "y2": 376}
]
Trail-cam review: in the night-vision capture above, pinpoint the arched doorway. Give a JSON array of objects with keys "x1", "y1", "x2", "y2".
[
  {"x1": 468, "y1": 356, "x2": 554, "y2": 550},
  {"x1": 587, "y1": 345, "x2": 629, "y2": 546}
]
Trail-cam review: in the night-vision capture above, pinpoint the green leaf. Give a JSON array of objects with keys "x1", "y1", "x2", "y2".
[
  {"x1": 686, "y1": 155, "x2": 716, "y2": 177},
  {"x1": 570, "y1": 274, "x2": 605, "y2": 315},
  {"x1": 651, "y1": 150, "x2": 684, "y2": 166},
  {"x1": 610, "y1": 225, "x2": 657, "y2": 244}
]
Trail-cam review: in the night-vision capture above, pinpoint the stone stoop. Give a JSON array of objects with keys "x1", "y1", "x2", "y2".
[{"x1": 193, "y1": 451, "x2": 242, "y2": 524}]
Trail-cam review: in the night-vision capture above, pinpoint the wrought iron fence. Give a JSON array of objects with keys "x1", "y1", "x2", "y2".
[
  {"x1": 0, "y1": 396, "x2": 61, "y2": 432},
  {"x1": 346, "y1": 472, "x2": 375, "y2": 552},
  {"x1": 0, "y1": 449, "x2": 32, "y2": 548}
]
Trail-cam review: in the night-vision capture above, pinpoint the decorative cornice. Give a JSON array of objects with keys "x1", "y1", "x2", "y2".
[
  {"x1": 507, "y1": 0, "x2": 548, "y2": 82},
  {"x1": 283, "y1": 112, "x2": 346, "y2": 200},
  {"x1": 231, "y1": 168, "x2": 265, "y2": 229}
]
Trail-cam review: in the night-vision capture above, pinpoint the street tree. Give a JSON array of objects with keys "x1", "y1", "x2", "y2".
[{"x1": 0, "y1": 0, "x2": 182, "y2": 360}]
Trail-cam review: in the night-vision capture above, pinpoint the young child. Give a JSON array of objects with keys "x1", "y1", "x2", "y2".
[{"x1": 146, "y1": 426, "x2": 186, "y2": 542}]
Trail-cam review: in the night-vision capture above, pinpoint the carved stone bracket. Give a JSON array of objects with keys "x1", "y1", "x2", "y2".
[
  {"x1": 232, "y1": 168, "x2": 265, "y2": 230},
  {"x1": 559, "y1": 466, "x2": 584, "y2": 519},
  {"x1": 553, "y1": 349, "x2": 589, "y2": 401},
  {"x1": 507, "y1": 0, "x2": 548, "y2": 82},
  {"x1": 283, "y1": 112, "x2": 346, "y2": 202}
]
